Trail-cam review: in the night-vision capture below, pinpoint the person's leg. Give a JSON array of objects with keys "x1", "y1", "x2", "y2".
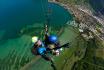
[
  {"x1": 41, "y1": 54, "x2": 52, "y2": 61},
  {"x1": 50, "y1": 58, "x2": 57, "y2": 70}
]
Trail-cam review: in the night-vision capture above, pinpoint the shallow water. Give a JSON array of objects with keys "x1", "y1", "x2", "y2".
[{"x1": 20, "y1": 26, "x2": 80, "y2": 70}]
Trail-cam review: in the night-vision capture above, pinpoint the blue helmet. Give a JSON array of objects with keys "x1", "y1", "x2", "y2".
[{"x1": 48, "y1": 35, "x2": 58, "y2": 43}]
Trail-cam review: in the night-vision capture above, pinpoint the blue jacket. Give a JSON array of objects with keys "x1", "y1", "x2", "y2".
[{"x1": 37, "y1": 47, "x2": 46, "y2": 55}]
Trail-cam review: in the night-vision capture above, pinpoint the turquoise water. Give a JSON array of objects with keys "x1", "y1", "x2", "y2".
[
  {"x1": 0, "y1": 0, "x2": 73, "y2": 70},
  {"x1": 47, "y1": 3, "x2": 72, "y2": 26},
  {"x1": 0, "y1": 0, "x2": 72, "y2": 41},
  {"x1": 0, "y1": 0, "x2": 47, "y2": 40}
]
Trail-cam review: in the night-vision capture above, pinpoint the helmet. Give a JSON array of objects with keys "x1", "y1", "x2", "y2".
[
  {"x1": 32, "y1": 36, "x2": 38, "y2": 43},
  {"x1": 48, "y1": 35, "x2": 58, "y2": 43}
]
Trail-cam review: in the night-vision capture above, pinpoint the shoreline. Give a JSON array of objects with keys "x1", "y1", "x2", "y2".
[{"x1": 49, "y1": 0, "x2": 104, "y2": 42}]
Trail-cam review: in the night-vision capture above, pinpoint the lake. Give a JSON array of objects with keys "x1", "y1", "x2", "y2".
[{"x1": 0, "y1": 0, "x2": 73, "y2": 70}]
